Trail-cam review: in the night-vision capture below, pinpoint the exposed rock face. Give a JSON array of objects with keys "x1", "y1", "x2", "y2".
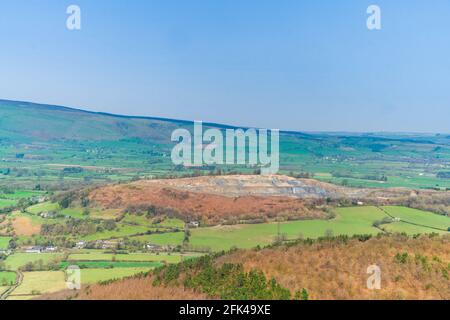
[
  {"x1": 86, "y1": 175, "x2": 449, "y2": 223},
  {"x1": 125, "y1": 174, "x2": 422, "y2": 200},
  {"x1": 88, "y1": 176, "x2": 331, "y2": 223},
  {"x1": 128, "y1": 175, "x2": 341, "y2": 198}
]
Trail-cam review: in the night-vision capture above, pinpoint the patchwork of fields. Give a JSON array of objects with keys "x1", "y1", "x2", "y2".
[
  {"x1": 0, "y1": 237, "x2": 11, "y2": 250},
  {"x1": 1, "y1": 204, "x2": 446, "y2": 299},
  {"x1": 2, "y1": 101, "x2": 450, "y2": 191},
  {"x1": 2, "y1": 251, "x2": 202, "y2": 300},
  {"x1": 0, "y1": 271, "x2": 16, "y2": 286},
  {"x1": 188, "y1": 206, "x2": 449, "y2": 251},
  {"x1": 0, "y1": 101, "x2": 449, "y2": 300}
]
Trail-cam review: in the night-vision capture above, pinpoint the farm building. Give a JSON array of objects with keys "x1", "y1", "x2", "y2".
[
  {"x1": 144, "y1": 244, "x2": 163, "y2": 251},
  {"x1": 187, "y1": 221, "x2": 200, "y2": 228},
  {"x1": 75, "y1": 241, "x2": 86, "y2": 249},
  {"x1": 40, "y1": 211, "x2": 56, "y2": 218},
  {"x1": 25, "y1": 246, "x2": 44, "y2": 253}
]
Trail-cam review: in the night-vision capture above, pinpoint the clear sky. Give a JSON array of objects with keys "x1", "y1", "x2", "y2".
[{"x1": 0, "y1": 0, "x2": 449, "y2": 133}]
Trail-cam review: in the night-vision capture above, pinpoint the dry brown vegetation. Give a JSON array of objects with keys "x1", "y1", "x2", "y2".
[
  {"x1": 85, "y1": 175, "x2": 450, "y2": 223},
  {"x1": 11, "y1": 216, "x2": 41, "y2": 236},
  {"x1": 405, "y1": 192, "x2": 450, "y2": 216},
  {"x1": 37, "y1": 276, "x2": 210, "y2": 300},
  {"x1": 45, "y1": 234, "x2": 449, "y2": 300},
  {"x1": 218, "y1": 234, "x2": 450, "y2": 300},
  {"x1": 88, "y1": 184, "x2": 326, "y2": 224}
]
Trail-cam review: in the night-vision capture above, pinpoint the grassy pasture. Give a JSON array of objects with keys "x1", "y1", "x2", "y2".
[
  {"x1": 1, "y1": 190, "x2": 43, "y2": 199},
  {"x1": 155, "y1": 218, "x2": 185, "y2": 229},
  {"x1": 27, "y1": 202, "x2": 121, "y2": 220},
  {"x1": 81, "y1": 224, "x2": 149, "y2": 241},
  {"x1": 2, "y1": 100, "x2": 450, "y2": 191},
  {"x1": 60, "y1": 261, "x2": 162, "y2": 269},
  {"x1": 9, "y1": 271, "x2": 67, "y2": 299},
  {"x1": 68, "y1": 253, "x2": 113, "y2": 261},
  {"x1": 4, "y1": 253, "x2": 63, "y2": 270},
  {"x1": 0, "y1": 199, "x2": 17, "y2": 208},
  {"x1": 89, "y1": 208, "x2": 122, "y2": 220},
  {"x1": 382, "y1": 222, "x2": 446, "y2": 235},
  {"x1": 0, "y1": 236, "x2": 11, "y2": 249},
  {"x1": 0, "y1": 286, "x2": 10, "y2": 296},
  {"x1": 128, "y1": 232, "x2": 185, "y2": 246},
  {"x1": 8, "y1": 268, "x2": 152, "y2": 300},
  {"x1": 382, "y1": 206, "x2": 449, "y2": 231},
  {"x1": 27, "y1": 202, "x2": 59, "y2": 215},
  {"x1": 67, "y1": 252, "x2": 196, "y2": 264},
  {"x1": 0, "y1": 271, "x2": 16, "y2": 286},
  {"x1": 59, "y1": 207, "x2": 86, "y2": 219},
  {"x1": 0, "y1": 190, "x2": 44, "y2": 209},
  {"x1": 190, "y1": 206, "x2": 448, "y2": 251},
  {"x1": 121, "y1": 214, "x2": 153, "y2": 226},
  {"x1": 80, "y1": 268, "x2": 151, "y2": 284},
  {"x1": 190, "y1": 206, "x2": 386, "y2": 251}
]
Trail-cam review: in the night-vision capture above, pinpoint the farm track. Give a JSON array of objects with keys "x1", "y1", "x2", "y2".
[{"x1": 0, "y1": 270, "x2": 23, "y2": 300}]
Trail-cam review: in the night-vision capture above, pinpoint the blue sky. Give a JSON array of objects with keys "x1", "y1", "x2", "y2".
[{"x1": 0, "y1": 0, "x2": 449, "y2": 132}]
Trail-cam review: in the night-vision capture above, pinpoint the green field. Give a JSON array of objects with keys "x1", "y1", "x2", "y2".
[
  {"x1": 60, "y1": 261, "x2": 162, "y2": 269},
  {"x1": 7, "y1": 268, "x2": 154, "y2": 300},
  {"x1": 129, "y1": 232, "x2": 185, "y2": 246},
  {"x1": 4, "y1": 253, "x2": 63, "y2": 271},
  {"x1": 0, "y1": 236, "x2": 11, "y2": 250},
  {"x1": 0, "y1": 271, "x2": 16, "y2": 286},
  {"x1": 26, "y1": 202, "x2": 60, "y2": 215},
  {"x1": 0, "y1": 199, "x2": 17, "y2": 208},
  {"x1": 81, "y1": 224, "x2": 150, "y2": 241},
  {"x1": 382, "y1": 222, "x2": 444, "y2": 235},
  {"x1": 0, "y1": 190, "x2": 44, "y2": 209},
  {"x1": 80, "y1": 268, "x2": 151, "y2": 284},
  {"x1": 67, "y1": 252, "x2": 199, "y2": 264},
  {"x1": 190, "y1": 206, "x2": 449, "y2": 251},
  {"x1": 2, "y1": 100, "x2": 450, "y2": 191},
  {"x1": 0, "y1": 286, "x2": 9, "y2": 296},
  {"x1": 27, "y1": 202, "x2": 121, "y2": 220},
  {"x1": 121, "y1": 214, "x2": 152, "y2": 226},
  {"x1": 1, "y1": 190, "x2": 43, "y2": 199},
  {"x1": 8, "y1": 271, "x2": 67, "y2": 299},
  {"x1": 120, "y1": 215, "x2": 183, "y2": 231},
  {"x1": 382, "y1": 206, "x2": 449, "y2": 231},
  {"x1": 156, "y1": 218, "x2": 185, "y2": 229},
  {"x1": 1, "y1": 100, "x2": 450, "y2": 300}
]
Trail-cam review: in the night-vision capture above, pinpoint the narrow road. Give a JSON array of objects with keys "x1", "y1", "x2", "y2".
[{"x1": 0, "y1": 270, "x2": 23, "y2": 300}]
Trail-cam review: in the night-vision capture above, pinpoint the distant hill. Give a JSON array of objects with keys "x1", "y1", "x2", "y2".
[
  {"x1": 0, "y1": 99, "x2": 446, "y2": 143},
  {"x1": 0, "y1": 99, "x2": 193, "y2": 143},
  {"x1": 0, "y1": 99, "x2": 288, "y2": 143},
  {"x1": 1, "y1": 99, "x2": 450, "y2": 190}
]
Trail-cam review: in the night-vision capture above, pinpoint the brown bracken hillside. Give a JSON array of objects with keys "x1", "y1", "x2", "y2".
[
  {"x1": 88, "y1": 185, "x2": 326, "y2": 223},
  {"x1": 85, "y1": 175, "x2": 450, "y2": 224},
  {"x1": 43, "y1": 234, "x2": 449, "y2": 300},
  {"x1": 218, "y1": 234, "x2": 450, "y2": 300}
]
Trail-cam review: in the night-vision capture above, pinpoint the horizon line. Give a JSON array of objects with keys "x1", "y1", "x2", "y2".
[{"x1": 0, "y1": 98, "x2": 448, "y2": 136}]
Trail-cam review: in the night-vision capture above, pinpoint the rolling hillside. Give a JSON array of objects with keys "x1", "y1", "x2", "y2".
[
  {"x1": 0, "y1": 99, "x2": 189, "y2": 143},
  {"x1": 1, "y1": 100, "x2": 449, "y2": 301},
  {"x1": 38, "y1": 234, "x2": 450, "y2": 300},
  {"x1": 1, "y1": 99, "x2": 450, "y2": 190}
]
